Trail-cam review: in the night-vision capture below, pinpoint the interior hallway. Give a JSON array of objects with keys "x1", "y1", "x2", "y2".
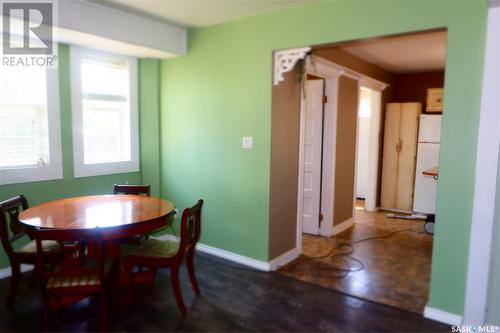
[{"x1": 279, "y1": 200, "x2": 433, "y2": 313}]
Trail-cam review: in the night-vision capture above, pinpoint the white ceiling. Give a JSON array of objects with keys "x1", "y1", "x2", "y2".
[
  {"x1": 341, "y1": 31, "x2": 447, "y2": 73},
  {"x1": 96, "y1": 0, "x2": 312, "y2": 28}
]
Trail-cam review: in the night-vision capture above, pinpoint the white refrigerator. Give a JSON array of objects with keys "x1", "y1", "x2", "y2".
[{"x1": 413, "y1": 115, "x2": 442, "y2": 214}]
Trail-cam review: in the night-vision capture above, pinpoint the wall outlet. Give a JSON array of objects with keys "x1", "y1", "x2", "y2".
[
  {"x1": 242, "y1": 136, "x2": 253, "y2": 149},
  {"x1": 173, "y1": 208, "x2": 179, "y2": 218}
]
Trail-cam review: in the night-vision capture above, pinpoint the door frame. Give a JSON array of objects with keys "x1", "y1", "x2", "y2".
[
  {"x1": 296, "y1": 56, "x2": 341, "y2": 251},
  {"x1": 296, "y1": 55, "x2": 388, "y2": 251}
]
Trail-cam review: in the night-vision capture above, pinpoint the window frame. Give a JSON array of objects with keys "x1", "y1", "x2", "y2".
[
  {"x1": 70, "y1": 46, "x2": 139, "y2": 178},
  {"x1": 0, "y1": 65, "x2": 63, "y2": 185}
]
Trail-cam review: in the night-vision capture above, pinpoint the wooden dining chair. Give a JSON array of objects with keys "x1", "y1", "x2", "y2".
[
  {"x1": 0, "y1": 195, "x2": 59, "y2": 309},
  {"x1": 113, "y1": 184, "x2": 151, "y2": 245},
  {"x1": 29, "y1": 227, "x2": 112, "y2": 331},
  {"x1": 122, "y1": 199, "x2": 204, "y2": 315},
  {"x1": 113, "y1": 184, "x2": 151, "y2": 196}
]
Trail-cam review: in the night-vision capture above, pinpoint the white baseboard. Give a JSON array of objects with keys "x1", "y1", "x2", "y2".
[
  {"x1": 269, "y1": 247, "x2": 300, "y2": 271},
  {"x1": 380, "y1": 207, "x2": 413, "y2": 214},
  {"x1": 0, "y1": 264, "x2": 34, "y2": 280},
  {"x1": 155, "y1": 234, "x2": 271, "y2": 271},
  {"x1": 332, "y1": 217, "x2": 355, "y2": 236},
  {"x1": 2, "y1": 235, "x2": 282, "y2": 279},
  {"x1": 424, "y1": 306, "x2": 463, "y2": 326}
]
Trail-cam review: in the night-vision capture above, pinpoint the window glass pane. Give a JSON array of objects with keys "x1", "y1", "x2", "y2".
[
  {"x1": 80, "y1": 56, "x2": 131, "y2": 164},
  {"x1": 0, "y1": 66, "x2": 49, "y2": 169},
  {"x1": 81, "y1": 58, "x2": 129, "y2": 97}
]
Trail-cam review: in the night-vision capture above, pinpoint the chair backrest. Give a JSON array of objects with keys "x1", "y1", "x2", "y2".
[
  {"x1": 28, "y1": 227, "x2": 106, "y2": 288},
  {"x1": 0, "y1": 195, "x2": 29, "y2": 260},
  {"x1": 178, "y1": 200, "x2": 204, "y2": 255},
  {"x1": 113, "y1": 184, "x2": 151, "y2": 196}
]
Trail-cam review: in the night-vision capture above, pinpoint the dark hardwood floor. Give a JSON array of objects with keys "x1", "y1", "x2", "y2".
[{"x1": 0, "y1": 253, "x2": 450, "y2": 332}]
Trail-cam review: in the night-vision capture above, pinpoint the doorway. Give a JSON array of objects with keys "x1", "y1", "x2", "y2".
[
  {"x1": 278, "y1": 29, "x2": 446, "y2": 314},
  {"x1": 297, "y1": 55, "x2": 387, "y2": 238},
  {"x1": 355, "y1": 87, "x2": 382, "y2": 212}
]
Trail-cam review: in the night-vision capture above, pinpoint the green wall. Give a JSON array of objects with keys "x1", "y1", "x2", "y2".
[
  {"x1": 0, "y1": 45, "x2": 160, "y2": 268},
  {"x1": 0, "y1": 0, "x2": 489, "y2": 318},
  {"x1": 159, "y1": 0, "x2": 487, "y2": 316},
  {"x1": 139, "y1": 59, "x2": 161, "y2": 197}
]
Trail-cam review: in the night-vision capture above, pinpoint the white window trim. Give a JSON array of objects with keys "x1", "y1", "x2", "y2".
[
  {"x1": 0, "y1": 67, "x2": 63, "y2": 185},
  {"x1": 70, "y1": 46, "x2": 139, "y2": 178}
]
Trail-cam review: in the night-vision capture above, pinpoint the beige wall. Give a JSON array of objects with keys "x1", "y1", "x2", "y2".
[
  {"x1": 268, "y1": 49, "x2": 397, "y2": 259},
  {"x1": 392, "y1": 71, "x2": 445, "y2": 107},
  {"x1": 313, "y1": 48, "x2": 395, "y2": 209},
  {"x1": 333, "y1": 76, "x2": 359, "y2": 225},
  {"x1": 268, "y1": 68, "x2": 302, "y2": 259}
]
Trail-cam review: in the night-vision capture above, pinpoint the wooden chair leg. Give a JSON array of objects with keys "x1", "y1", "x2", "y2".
[
  {"x1": 125, "y1": 272, "x2": 134, "y2": 307},
  {"x1": 170, "y1": 265, "x2": 186, "y2": 315},
  {"x1": 100, "y1": 294, "x2": 108, "y2": 331},
  {"x1": 29, "y1": 268, "x2": 37, "y2": 290},
  {"x1": 186, "y1": 252, "x2": 200, "y2": 296},
  {"x1": 149, "y1": 268, "x2": 157, "y2": 290},
  {"x1": 122, "y1": 260, "x2": 135, "y2": 307},
  {"x1": 7, "y1": 262, "x2": 20, "y2": 309},
  {"x1": 42, "y1": 297, "x2": 50, "y2": 331}
]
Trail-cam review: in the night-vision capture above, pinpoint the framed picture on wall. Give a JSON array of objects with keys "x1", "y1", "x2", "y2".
[{"x1": 426, "y1": 88, "x2": 444, "y2": 112}]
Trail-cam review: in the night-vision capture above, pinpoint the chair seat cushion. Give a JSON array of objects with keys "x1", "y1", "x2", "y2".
[
  {"x1": 127, "y1": 239, "x2": 179, "y2": 258},
  {"x1": 46, "y1": 257, "x2": 115, "y2": 290},
  {"x1": 47, "y1": 275, "x2": 100, "y2": 289},
  {"x1": 15, "y1": 240, "x2": 59, "y2": 254}
]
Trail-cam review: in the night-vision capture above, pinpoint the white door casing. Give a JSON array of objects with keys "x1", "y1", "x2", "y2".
[
  {"x1": 301, "y1": 79, "x2": 324, "y2": 235},
  {"x1": 319, "y1": 76, "x2": 340, "y2": 237},
  {"x1": 296, "y1": 56, "x2": 388, "y2": 248}
]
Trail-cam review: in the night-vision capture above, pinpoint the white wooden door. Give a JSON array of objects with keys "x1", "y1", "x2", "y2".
[{"x1": 302, "y1": 79, "x2": 324, "y2": 235}]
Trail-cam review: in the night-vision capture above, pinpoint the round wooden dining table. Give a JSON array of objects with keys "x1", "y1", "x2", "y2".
[{"x1": 18, "y1": 195, "x2": 174, "y2": 242}]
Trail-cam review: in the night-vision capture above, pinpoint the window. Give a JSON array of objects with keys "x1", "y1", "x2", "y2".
[
  {"x1": 0, "y1": 64, "x2": 62, "y2": 185},
  {"x1": 70, "y1": 47, "x2": 139, "y2": 178}
]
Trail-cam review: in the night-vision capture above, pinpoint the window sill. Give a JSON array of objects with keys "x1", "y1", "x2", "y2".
[
  {"x1": 73, "y1": 160, "x2": 139, "y2": 178},
  {"x1": 0, "y1": 165, "x2": 63, "y2": 185}
]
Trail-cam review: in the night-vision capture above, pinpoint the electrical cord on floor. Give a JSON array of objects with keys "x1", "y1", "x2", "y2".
[
  {"x1": 164, "y1": 212, "x2": 427, "y2": 276},
  {"x1": 196, "y1": 227, "x2": 427, "y2": 276},
  {"x1": 283, "y1": 227, "x2": 426, "y2": 278}
]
